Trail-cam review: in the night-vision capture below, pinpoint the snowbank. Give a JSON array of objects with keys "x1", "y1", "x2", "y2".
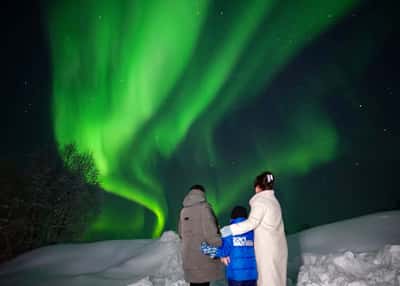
[
  {"x1": 298, "y1": 245, "x2": 400, "y2": 285},
  {"x1": 0, "y1": 231, "x2": 187, "y2": 286},
  {"x1": 287, "y1": 211, "x2": 400, "y2": 280},
  {"x1": 0, "y1": 211, "x2": 399, "y2": 286}
]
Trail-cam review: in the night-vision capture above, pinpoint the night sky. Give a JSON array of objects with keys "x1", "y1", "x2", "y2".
[{"x1": 3, "y1": 0, "x2": 400, "y2": 240}]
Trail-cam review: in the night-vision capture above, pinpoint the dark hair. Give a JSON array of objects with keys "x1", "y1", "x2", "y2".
[
  {"x1": 253, "y1": 171, "x2": 275, "y2": 190},
  {"x1": 190, "y1": 184, "x2": 206, "y2": 192},
  {"x1": 231, "y1": 206, "x2": 248, "y2": 219}
]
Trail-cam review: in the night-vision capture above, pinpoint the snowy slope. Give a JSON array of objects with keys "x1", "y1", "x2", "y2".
[
  {"x1": 297, "y1": 245, "x2": 400, "y2": 285},
  {"x1": 0, "y1": 211, "x2": 399, "y2": 286},
  {"x1": 287, "y1": 210, "x2": 400, "y2": 280},
  {"x1": 0, "y1": 231, "x2": 186, "y2": 286}
]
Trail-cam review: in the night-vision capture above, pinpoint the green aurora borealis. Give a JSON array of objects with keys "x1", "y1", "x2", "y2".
[{"x1": 46, "y1": 0, "x2": 361, "y2": 238}]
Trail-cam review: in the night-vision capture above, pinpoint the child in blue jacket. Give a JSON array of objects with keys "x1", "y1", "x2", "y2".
[{"x1": 201, "y1": 206, "x2": 257, "y2": 286}]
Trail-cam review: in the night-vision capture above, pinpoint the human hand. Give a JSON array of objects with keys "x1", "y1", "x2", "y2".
[
  {"x1": 200, "y1": 242, "x2": 218, "y2": 258},
  {"x1": 220, "y1": 256, "x2": 230, "y2": 266}
]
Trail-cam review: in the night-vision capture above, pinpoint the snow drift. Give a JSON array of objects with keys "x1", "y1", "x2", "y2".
[
  {"x1": 0, "y1": 231, "x2": 186, "y2": 286},
  {"x1": 287, "y1": 210, "x2": 400, "y2": 280},
  {"x1": 0, "y1": 211, "x2": 399, "y2": 286},
  {"x1": 298, "y1": 245, "x2": 400, "y2": 285}
]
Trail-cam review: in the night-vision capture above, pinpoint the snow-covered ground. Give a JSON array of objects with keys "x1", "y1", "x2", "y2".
[
  {"x1": 287, "y1": 210, "x2": 400, "y2": 284},
  {"x1": 0, "y1": 211, "x2": 399, "y2": 286},
  {"x1": 297, "y1": 245, "x2": 400, "y2": 285}
]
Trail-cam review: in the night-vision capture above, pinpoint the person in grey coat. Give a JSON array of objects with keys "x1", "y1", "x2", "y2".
[{"x1": 178, "y1": 184, "x2": 224, "y2": 286}]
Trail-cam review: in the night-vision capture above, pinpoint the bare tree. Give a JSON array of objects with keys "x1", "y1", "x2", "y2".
[{"x1": 0, "y1": 143, "x2": 103, "y2": 263}]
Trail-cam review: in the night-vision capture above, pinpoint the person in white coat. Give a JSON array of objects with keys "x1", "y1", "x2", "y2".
[{"x1": 220, "y1": 171, "x2": 288, "y2": 286}]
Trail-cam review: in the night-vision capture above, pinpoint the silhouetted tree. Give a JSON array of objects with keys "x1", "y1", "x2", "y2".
[{"x1": 0, "y1": 143, "x2": 103, "y2": 263}]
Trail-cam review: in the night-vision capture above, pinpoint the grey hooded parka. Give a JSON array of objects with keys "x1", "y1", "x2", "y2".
[{"x1": 178, "y1": 189, "x2": 224, "y2": 283}]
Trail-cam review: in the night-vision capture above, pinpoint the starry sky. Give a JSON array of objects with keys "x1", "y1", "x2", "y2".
[{"x1": 3, "y1": 0, "x2": 400, "y2": 239}]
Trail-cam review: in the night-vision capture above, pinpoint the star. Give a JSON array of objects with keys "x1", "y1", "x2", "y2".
[
  {"x1": 220, "y1": 10, "x2": 224, "y2": 15},
  {"x1": 355, "y1": 162, "x2": 360, "y2": 167}
]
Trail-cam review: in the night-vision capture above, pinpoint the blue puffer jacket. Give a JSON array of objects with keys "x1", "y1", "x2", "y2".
[{"x1": 217, "y1": 217, "x2": 258, "y2": 281}]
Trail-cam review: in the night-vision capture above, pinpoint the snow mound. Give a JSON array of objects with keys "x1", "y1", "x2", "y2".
[
  {"x1": 298, "y1": 245, "x2": 400, "y2": 286},
  {"x1": 127, "y1": 276, "x2": 188, "y2": 286},
  {"x1": 287, "y1": 211, "x2": 400, "y2": 280},
  {"x1": 0, "y1": 230, "x2": 187, "y2": 286}
]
